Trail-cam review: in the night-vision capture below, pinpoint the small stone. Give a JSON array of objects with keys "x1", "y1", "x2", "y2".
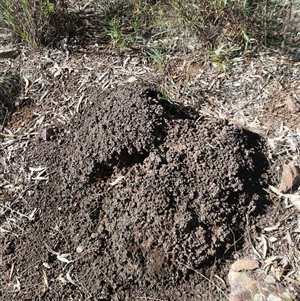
[
  {"x1": 97, "y1": 224, "x2": 104, "y2": 234},
  {"x1": 91, "y1": 232, "x2": 98, "y2": 238},
  {"x1": 127, "y1": 76, "x2": 137, "y2": 83},
  {"x1": 76, "y1": 246, "x2": 84, "y2": 253},
  {"x1": 265, "y1": 275, "x2": 276, "y2": 284},
  {"x1": 286, "y1": 98, "x2": 300, "y2": 113},
  {"x1": 43, "y1": 262, "x2": 51, "y2": 269},
  {"x1": 231, "y1": 259, "x2": 260, "y2": 272}
]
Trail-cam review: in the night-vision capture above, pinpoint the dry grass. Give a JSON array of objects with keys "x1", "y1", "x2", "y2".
[{"x1": 0, "y1": 0, "x2": 70, "y2": 48}]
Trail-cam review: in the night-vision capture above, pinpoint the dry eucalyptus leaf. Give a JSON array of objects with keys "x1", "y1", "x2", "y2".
[
  {"x1": 279, "y1": 162, "x2": 300, "y2": 192},
  {"x1": 57, "y1": 274, "x2": 67, "y2": 284},
  {"x1": 109, "y1": 176, "x2": 124, "y2": 186},
  {"x1": 264, "y1": 222, "x2": 280, "y2": 232},
  {"x1": 268, "y1": 237, "x2": 278, "y2": 243},
  {"x1": 57, "y1": 254, "x2": 72, "y2": 264},
  {"x1": 290, "y1": 198, "x2": 300, "y2": 211},
  {"x1": 43, "y1": 270, "x2": 48, "y2": 290},
  {"x1": 267, "y1": 137, "x2": 285, "y2": 151},
  {"x1": 264, "y1": 256, "x2": 278, "y2": 269},
  {"x1": 66, "y1": 272, "x2": 76, "y2": 285},
  {"x1": 261, "y1": 235, "x2": 268, "y2": 259},
  {"x1": 284, "y1": 231, "x2": 293, "y2": 246}
]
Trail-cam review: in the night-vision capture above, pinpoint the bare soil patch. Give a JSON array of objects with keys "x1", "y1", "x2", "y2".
[{"x1": 1, "y1": 81, "x2": 272, "y2": 300}]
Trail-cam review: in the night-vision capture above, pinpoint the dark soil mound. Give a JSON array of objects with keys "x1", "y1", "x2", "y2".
[{"x1": 1, "y1": 81, "x2": 270, "y2": 300}]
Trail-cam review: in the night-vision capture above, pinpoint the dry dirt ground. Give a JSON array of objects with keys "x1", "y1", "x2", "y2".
[
  {"x1": 1, "y1": 5, "x2": 300, "y2": 301},
  {"x1": 2, "y1": 81, "x2": 272, "y2": 300}
]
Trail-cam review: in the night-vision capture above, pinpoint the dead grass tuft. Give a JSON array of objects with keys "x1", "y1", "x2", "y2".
[{"x1": 0, "y1": 0, "x2": 70, "y2": 48}]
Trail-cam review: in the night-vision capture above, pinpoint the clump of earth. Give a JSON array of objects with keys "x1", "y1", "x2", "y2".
[{"x1": 1, "y1": 81, "x2": 270, "y2": 300}]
